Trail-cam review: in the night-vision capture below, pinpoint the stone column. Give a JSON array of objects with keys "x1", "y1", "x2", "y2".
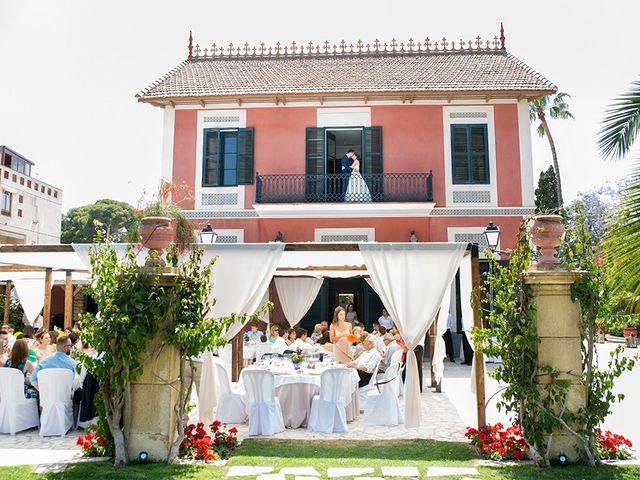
[
  {"x1": 525, "y1": 215, "x2": 586, "y2": 462},
  {"x1": 125, "y1": 335, "x2": 181, "y2": 462}
]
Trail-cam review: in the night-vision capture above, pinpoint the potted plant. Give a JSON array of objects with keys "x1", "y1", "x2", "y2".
[
  {"x1": 290, "y1": 353, "x2": 305, "y2": 369},
  {"x1": 136, "y1": 181, "x2": 195, "y2": 267}
]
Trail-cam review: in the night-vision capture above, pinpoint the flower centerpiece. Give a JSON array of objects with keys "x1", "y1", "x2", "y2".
[{"x1": 290, "y1": 352, "x2": 305, "y2": 369}]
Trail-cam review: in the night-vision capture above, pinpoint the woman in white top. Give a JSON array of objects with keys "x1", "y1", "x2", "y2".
[
  {"x1": 330, "y1": 306, "x2": 353, "y2": 365},
  {"x1": 345, "y1": 303, "x2": 359, "y2": 327}
]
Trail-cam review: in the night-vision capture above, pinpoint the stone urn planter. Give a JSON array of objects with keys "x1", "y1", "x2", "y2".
[
  {"x1": 529, "y1": 215, "x2": 565, "y2": 270},
  {"x1": 139, "y1": 216, "x2": 175, "y2": 268}
]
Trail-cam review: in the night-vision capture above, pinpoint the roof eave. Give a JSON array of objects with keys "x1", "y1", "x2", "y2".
[{"x1": 136, "y1": 87, "x2": 557, "y2": 108}]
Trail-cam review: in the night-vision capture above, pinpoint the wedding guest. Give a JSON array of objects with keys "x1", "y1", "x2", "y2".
[
  {"x1": 310, "y1": 323, "x2": 323, "y2": 343},
  {"x1": 48, "y1": 329, "x2": 60, "y2": 348},
  {"x1": 378, "y1": 308, "x2": 393, "y2": 330},
  {"x1": 30, "y1": 335, "x2": 78, "y2": 390},
  {"x1": 2, "y1": 324, "x2": 16, "y2": 350},
  {"x1": 371, "y1": 322, "x2": 381, "y2": 336},
  {"x1": 443, "y1": 312, "x2": 456, "y2": 362},
  {"x1": 378, "y1": 326, "x2": 387, "y2": 336},
  {"x1": 317, "y1": 330, "x2": 333, "y2": 353},
  {"x1": 245, "y1": 321, "x2": 264, "y2": 342},
  {"x1": 284, "y1": 328, "x2": 297, "y2": 346},
  {"x1": 320, "y1": 320, "x2": 329, "y2": 332},
  {"x1": 2, "y1": 339, "x2": 37, "y2": 399},
  {"x1": 347, "y1": 335, "x2": 381, "y2": 387},
  {"x1": 330, "y1": 306, "x2": 354, "y2": 365},
  {"x1": 267, "y1": 325, "x2": 280, "y2": 343},
  {"x1": 345, "y1": 303, "x2": 359, "y2": 327},
  {"x1": 290, "y1": 328, "x2": 314, "y2": 352},
  {"x1": 34, "y1": 330, "x2": 54, "y2": 361}
]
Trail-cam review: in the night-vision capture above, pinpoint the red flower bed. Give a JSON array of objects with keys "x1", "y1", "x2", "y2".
[
  {"x1": 596, "y1": 428, "x2": 633, "y2": 460},
  {"x1": 465, "y1": 423, "x2": 528, "y2": 461},
  {"x1": 181, "y1": 421, "x2": 239, "y2": 462},
  {"x1": 77, "y1": 424, "x2": 111, "y2": 457}
]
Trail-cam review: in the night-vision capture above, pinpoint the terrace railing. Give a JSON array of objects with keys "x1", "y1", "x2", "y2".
[{"x1": 256, "y1": 171, "x2": 433, "y2": 203}]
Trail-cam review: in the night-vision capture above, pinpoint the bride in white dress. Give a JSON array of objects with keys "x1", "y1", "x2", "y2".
[{"x1": 344, "y1": 153, "x2": 372, "y2": 202}]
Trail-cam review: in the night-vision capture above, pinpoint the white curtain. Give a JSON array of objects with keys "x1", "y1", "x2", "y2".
[
  {"x1": 359, "y1": 243, "x2": 467, "y2": 428},
  {"x1": 198, "y1": 243, "x2": 284, "y2": 423},
  {"x1": 72, "y1": 244, "x2": 143, "y2": 271},
  {"x1": 274, "y1": 277, "x2": 323, "y2": 327},
  {"x1": 13, "y1": 277, "x2": 47, "y2": 325},
  {"x1": 433, "y1": 283, "x2": 452, "y2": 383}
]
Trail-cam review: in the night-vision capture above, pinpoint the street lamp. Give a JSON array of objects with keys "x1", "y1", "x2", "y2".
[
  {"x1": 200, "y1": 224, "x2": 217, "y2": 244},
  {"x1": 483, "y1": 221, "x2": 500, "y2": 251}
]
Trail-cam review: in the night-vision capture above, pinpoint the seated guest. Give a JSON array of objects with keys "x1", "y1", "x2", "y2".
[
  {"x1": 320, "y1": 320, "x2": 329, "y2": 333},
  {"x1": 3, "y1": 339, "x2": 38, "y2": 399},
  {"x1": 254, "y1": 335, "x2": 272, "y2": 362},
  {"x1": 347, "y1": 335, "x2": 381, "y2": 387},
  {"x1": 2, "y1": 324, "x2": 16, "y2": 350},
  {"x1": 68, "y1": 331, "x2": 81, "y2": 353},
  {"x1": 389, "y1": 324, "x2": 398, "y2": 336},
  {"x1": 317, "y1": 330, "x2": 333, "y2": 353},
  {"x1": 0, "y1": 331, "x2": 9, "y2": 366},
  {"x1": 379, "y1": 333, "x2": 401, "y2": 372},
  {"x1": 33, "y1": 330, "x2": 54, "y2": 362},
  {"x1": 267, "y1": 325, "x2": 280, "y2": 343},
  {"x1": 371, "y1": 322, "x2": 381, "y2": 336},
  {"x1": 378, "y1": 326, "x2": 387, "y2": 336},
  {"x1": 310, "y1": 323, "x2": 323, "y2": 343},
  {"x1": 284, "y1": 328, "x2": 297, "y2": 346},
  {"x1": 30, "y1": 335, "x2": 78, "y2": 391},
  {"x1": 245, "y1": 321, "x2": 264, "y2": 342},
  {"x1": 289, "y1": 328, "x2": 314, "y2": 352},
  {"x1": 271, "y1": 333, "x2": 288, "y2": 354}
]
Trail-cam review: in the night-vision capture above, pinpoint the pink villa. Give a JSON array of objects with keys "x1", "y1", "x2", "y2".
[{"x1": 136, "y1": 26, "x2": 555, "y2": 327}]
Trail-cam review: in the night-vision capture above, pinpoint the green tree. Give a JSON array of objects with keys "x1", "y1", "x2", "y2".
[
  {"x1": 530, "y1": 92, "x2": 574, "y2": 207},
  {"x1": 61, "y1": 199, "x2": 138, "y2": 244},
  {"x1": 598, "y1": 79, "x2": 640, "y2": 310},
  {"x1": 534, "y1": 166, "x2": 559, "y2": 213}
]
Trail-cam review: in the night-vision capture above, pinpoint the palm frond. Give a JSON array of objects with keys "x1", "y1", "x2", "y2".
[
  {"x1": 607, "y1": 158, "x2": 640, "y2": 311},
  {"x1": 536, "y1": 123, "x2": 545, "y2": 138},
  {"x1": 598, "y1": 80, "x2": 640, "y2": 160},
  {"x1": 549, "y1": 92, "x2": 574, "y2": 120}
]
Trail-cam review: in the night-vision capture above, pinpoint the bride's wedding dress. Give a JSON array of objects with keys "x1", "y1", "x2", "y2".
[{"x1": 344, "y1": 160, "x2": 372, "y2": 202}]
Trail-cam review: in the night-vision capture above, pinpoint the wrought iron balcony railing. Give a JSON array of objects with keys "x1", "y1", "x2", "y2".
[{"x1": 256, "y1": 171, "x2": 433, "y2": 203}]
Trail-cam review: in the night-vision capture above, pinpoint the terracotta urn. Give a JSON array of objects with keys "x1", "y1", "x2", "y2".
[
  {"x1": 139, "y1": 216, "x2": 175, "y2": 268},
  {"x1": 530, "y1": 214, "x2": 565, "y2": 270},
  {"x1": 623, "y1": 325, "x2": 638, "y2": 339}
]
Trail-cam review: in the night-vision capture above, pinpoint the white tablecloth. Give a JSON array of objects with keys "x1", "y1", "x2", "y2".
[{"x1": 242, "y1": 365, "x2": 359, "y2": 428}]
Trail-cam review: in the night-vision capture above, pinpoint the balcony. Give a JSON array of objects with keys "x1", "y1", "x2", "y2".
[{"x1": 256, "y1": 171, "x2": 433, "y2": 203}]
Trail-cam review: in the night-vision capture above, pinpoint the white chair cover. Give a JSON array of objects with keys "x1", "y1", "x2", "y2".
[
  {"x1": 358, "y1": 354, "x2": 382, "y2": 405},
  {"x1": 39, "y1": 368, "x2": 74, "y2": 437},
  {"x1": 364, "y1": 361, "x2": 404, "y2": 426},
  {"x1": 241, "y1": 370, "x2": 285, "y2": 436},
  {"x1": 307, "y1": 368, "x2": 353, "y2": 433},
  {"x1": 213, "y1": 360, "x2": 246, "y2": 424},
  {"x1": 387, "y1": 349, "x2": 404, "y2": 397},
  {"x1": 0, "y1": 369, "x2": 39, "y2": 435}
]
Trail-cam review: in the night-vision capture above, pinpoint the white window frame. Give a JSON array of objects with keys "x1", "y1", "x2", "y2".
[
  {"x1": 443, "y1": 106, "x2": 497, "y2": 207},
  {"x1": 195, "y1": 110, "x2": 247, "y2": 210}
]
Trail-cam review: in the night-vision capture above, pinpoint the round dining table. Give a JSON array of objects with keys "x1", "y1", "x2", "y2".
[{"x1": 243, "y1": 363, "x2": 360, "y2": 428}]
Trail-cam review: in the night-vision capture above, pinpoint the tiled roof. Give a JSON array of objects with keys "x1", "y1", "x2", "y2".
[{"x1": 138, "y1": 46, "x2": 555, "y2": 103}]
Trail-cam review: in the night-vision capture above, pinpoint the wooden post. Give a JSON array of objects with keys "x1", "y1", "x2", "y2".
[
  {"x1": 43, "y1": 268, "x2": 53, "y2": 331},
  {"x1": 428, "y1": 322, "x2": 436, "y2": 388},
  {"x1": 3, "y1": 282, "x2": 11, "y2": 325},
  {"x1": 471, "y1": 246, "x2": 487, "y2": 428},
  {"x1": 64, "y1": 270, "x2": 73, "y2": 330},
  {"x1": 231, "y1": 331, "x2": 244, "y2": 382}
]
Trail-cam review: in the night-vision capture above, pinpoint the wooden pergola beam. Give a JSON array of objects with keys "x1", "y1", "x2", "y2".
[
  {"x1": 3, "y1": 281, "x2": 11, "y2": 325},
  {"x1": 470, "y1": 244, "x2": 487, "y2": 428},
  {"x1": 0, "y1": 245, "x2": 75, "y2": 253},
  {"x1": 43, "y1": 268, "x2": 53, "y2": 330},
  {"x1": 64, "y1": 270, "x2": 73, "y2": 330},
  {"x1": 0, "y1": 264, "x2": 88, "y2": 273}
]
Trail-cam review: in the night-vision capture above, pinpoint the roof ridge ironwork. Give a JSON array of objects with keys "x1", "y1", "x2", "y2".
[{"x1": 186, "y1": 23, "x2": 507, "y2": 61}]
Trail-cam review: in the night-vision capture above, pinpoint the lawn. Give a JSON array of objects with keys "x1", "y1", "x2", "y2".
[{"x1": 1, "y1": 440, "x2": 638, "y2": 479}]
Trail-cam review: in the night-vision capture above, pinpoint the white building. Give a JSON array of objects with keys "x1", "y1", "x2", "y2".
[{"x1": 0, "y1": 146, "x2": 62, "y2": 244}]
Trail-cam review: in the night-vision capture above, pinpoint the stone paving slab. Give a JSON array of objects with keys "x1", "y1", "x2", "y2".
[
  {"x1": 280, "y1": 467, "x2": 321, "y2": 476},
  {"x1": 228, "y1": 466, "x2": 275, "y2": 476},
  {"x1": 294, "y1": 477, "x2": 320, "y2": 480},
  {"x1": 256, "y1": 474, "x2": 286, "y2": 480},
  {"x1": 381, "y1": 466, "x2": 420, "y2": 477},
  {"x1": 427, "y1": 466, "x2": 479, "y2": 477},
  {"x1": 327, "y1": 467, "x2": 375, "y2": 477}
]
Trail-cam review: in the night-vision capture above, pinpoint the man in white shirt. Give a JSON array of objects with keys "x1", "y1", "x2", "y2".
[
  {"x1": 289, "y1": 328, "x2": 315, "y2": 353},
  {"x1": 377, "y1": 309, "x2": 393, "y2": 330},
  {"x1": 348, "y1": 335, "x2": 381, "y2": 387}
]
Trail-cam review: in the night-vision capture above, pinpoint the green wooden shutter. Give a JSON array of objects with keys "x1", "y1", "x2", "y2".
[
  {"x1": 363, "y1": 127, "x2": 383, "y2": 175},
  {"x1": 236, "y1": 128, "x2": 254, "y2": 185},
  {"x1": 305, "y1": 128, "x2": 325, "y2": 200},
  {"x1": 202, "y1": 128, "x2": 220, "y2": 187}
]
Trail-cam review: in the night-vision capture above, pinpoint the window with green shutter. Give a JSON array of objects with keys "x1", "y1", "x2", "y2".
[
  {"x1": 451, "y1": 124, "x2": 489, "y2": 185},
  {"x1": 202, "y1": 128, "x2": 254, "y2": 187}
]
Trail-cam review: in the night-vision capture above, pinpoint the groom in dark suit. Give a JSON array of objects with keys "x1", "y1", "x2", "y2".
[{"x1": 340, "y1": 149, "x2": 355, "y2": 201}]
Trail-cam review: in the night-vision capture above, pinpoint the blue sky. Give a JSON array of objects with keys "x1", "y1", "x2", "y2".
[{"x1": 0, "y1": 0, "x2": 637, "y2": 210}]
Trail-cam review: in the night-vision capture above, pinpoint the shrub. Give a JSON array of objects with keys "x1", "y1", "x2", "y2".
[
  {"x1": 181, "y1": 421, "x2": 238, "y2": 462},
  {"x1": 77, "y1": 422, "x2": 114, "y2": 457}
]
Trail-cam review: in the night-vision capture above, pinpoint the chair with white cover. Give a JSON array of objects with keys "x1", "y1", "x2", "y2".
[
  {"x1": 39, "y1": 368, "x2": 74, "y2": 437},
  {"x1": 241, "y1": 369, "x2": 284, "y2": 436},
  {"x1": 0, "y1": 369, "x2": 39, "y2": 435},
  {"x1": 364, "y1": 361, "x2": 404, "y2": 426},
  {"x1": 254, "y1": 343, "x2": 274, "y2": 363},
  {"x1": 358, "y1": 355, "x2": 382, "y2": 406},
  {"x1": 307, "y1": 368, "x2": 353, "y2": 433},
  {"x1": 385, "y1": 350, "x2": 404, "y2": 397},
  {"x1": 213, "y1": 360, "x2": 247, "y2": 424}
]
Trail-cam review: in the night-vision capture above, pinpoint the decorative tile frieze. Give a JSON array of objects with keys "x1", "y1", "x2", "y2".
[{"x1": 452, "y1": 191, "x2": 492, "y2": 203}]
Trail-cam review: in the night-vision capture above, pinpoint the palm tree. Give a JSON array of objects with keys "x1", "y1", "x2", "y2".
[
  {"x1": 530, "y1": 92, "x2": 574, "y2": 207},
  {"x1": 598, "y1": 79, "x2": 640, "y2": 309}
]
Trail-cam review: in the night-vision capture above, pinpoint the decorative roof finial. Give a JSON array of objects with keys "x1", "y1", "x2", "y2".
[
  {"x1": 188, "y1": 31, "x2": 193, "y2": 60},
  {"x1": 499, "y1": 22, "x2": 505, "y2": 50}
]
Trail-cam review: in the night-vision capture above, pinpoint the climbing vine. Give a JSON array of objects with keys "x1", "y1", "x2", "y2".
[{"x1": 473, "y1": 211, "x2": 634, "y2": 467}]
